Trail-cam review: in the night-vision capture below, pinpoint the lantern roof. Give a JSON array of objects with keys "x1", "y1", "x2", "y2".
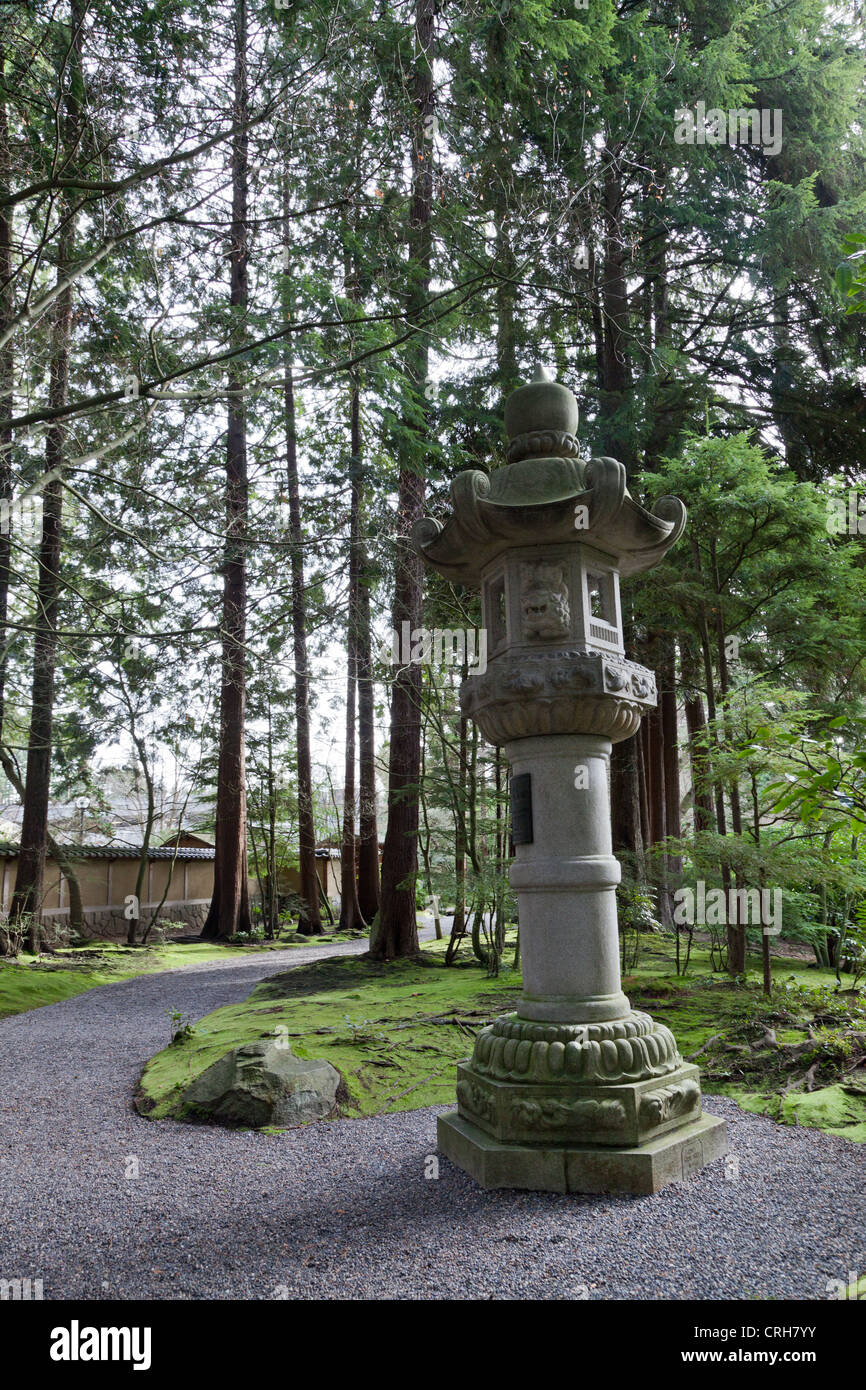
[{"x1": 412, "y1": 369, "x2": 686, "y2": 585}]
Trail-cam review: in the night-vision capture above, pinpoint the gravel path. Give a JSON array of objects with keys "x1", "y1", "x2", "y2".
[{"x1": 0, "y1": 936, "x2": 862, "y2": 1301}]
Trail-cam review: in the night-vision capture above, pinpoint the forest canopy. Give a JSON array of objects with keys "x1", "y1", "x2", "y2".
[{"x1": 0, "y1": 0, "x2": 864, "y2": 981}]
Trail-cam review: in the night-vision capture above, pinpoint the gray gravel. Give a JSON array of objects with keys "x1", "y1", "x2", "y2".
[{"x1": 0, "y1": 938, "x2": 863, "y2": 1301}]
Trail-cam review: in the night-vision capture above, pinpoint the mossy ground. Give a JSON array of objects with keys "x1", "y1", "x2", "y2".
[
  {"x1": 137, "y1": 931, "x2": 866, "y2": 1142},
  {"x1": 138, "y1": 946, "x2": 524, "y2": 1119},
  {"x1": 0, "y1": 934, "x2": 338, "y2": 1020}
]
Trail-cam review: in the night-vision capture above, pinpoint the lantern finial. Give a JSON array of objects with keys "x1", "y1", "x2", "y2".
[{"x1": 504, "y1": 371, "x2": 580, "y2": 462}]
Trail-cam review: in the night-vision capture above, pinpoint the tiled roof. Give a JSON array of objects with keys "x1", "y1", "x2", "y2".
[
  {"x1": 0, "y1": 842, "x2": 340, "y2": 862},
  {"x1": 0, "y1": 842, "x2": 215, "y2": 861}
]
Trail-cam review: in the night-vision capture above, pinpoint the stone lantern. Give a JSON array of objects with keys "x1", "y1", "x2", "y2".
[{"x1": 412, "y1": 370, "x2": 727, "y2": 1193}]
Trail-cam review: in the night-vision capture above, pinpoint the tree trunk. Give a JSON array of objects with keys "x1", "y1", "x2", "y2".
[
  {"x1": 712, "y1": 561, "x2": 746, "y2": 975},
  {"x1": 692, "y1": 538, "x2": 740, "y2": 973},
  {"x1": 644, "y1": 631, "x2": 676, "y2": 926},
  {"x1": 645, "y1": 699, "x2": 665, "y2": 846},
  {"x1": 0, "y1": 49, "x2": 14, "y2": 958},
  {"x1": 339, "y1": 379, "x2": 367, "y2": 933},
  {"x1": 356, "y1": 537, "x2": 379, "y2": 920},
  {"x1": 266, "y1": 710, "x2": 277, "y2": 938},
  {"x1": 0, "y1": 39, "x2": 13, "y2": 751},
  {"x1": 130, "y1": 733, "x2": 155, "y2": 945},
  {"x1": 374, "y1": 487, "x2": 425, "y2": 960},
  {"x1": 692, "y1": 546, "x2": 737, "y2": 972},
  {"x1": 493, "y1": 748, "x2": 506, "y2": 949},
  {"x1": 9, "y1": 375, "x2": 66, "y2": 951},
  {"x1": 9, "y1": 1, "x2": 85, "y2": 951},
  {"x1": 445, "y1": 704, "x2": 469, "y2": 965},
  {"x1": 637, "y1": 719, "x2": 651, "y2": 854},
  {"x1": 610, "y1": 733, "x2": 644, "y2": 877},
  {"x1": 58, "y1": 850, "x2": 83, "y2": 936},
  {"x1": 596, "y1": 149, "x2": 634, "y2": 468},
  {"x1": 594, "y1": 153, "x2": 643, "y2": 871},
  {"x1": 280, "y1": 198, "x2": 322, "y2": 935},
  {"x1": 418, "y1": 716, "x2": 442, "y2": 939},
  {"x1": 660, "y1": 636, "x2": 682, "y2": 919},
  {"x1": 609, "y1": 599, "x2": 645, "y2": 876},
  {"x1": 371, "y1": 0, "x2": 435, "y2": 961},
  {"x1": 645, "y1": 688, "x2": 670, "y2": 923},
  {"x1": 751, "y1": 771, "x2": 772, "y2": 996},
  {"x1": 202, "y1": 0, "x2": 251, "y2": 940},
  {"x1": 682, "y1": 642, "x2": 714, "y2": 835}
]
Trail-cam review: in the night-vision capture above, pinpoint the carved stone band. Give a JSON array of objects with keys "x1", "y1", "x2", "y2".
[
  {"x1": 454, "y1": 1058, "x2": 704, "y2": 1147},
  {"x1": 470, "y1": 1010, "x2": 682, "y2": 1087},
  {"x1": 461, "y1": 650, "x2": 657, "y2": 744},
  {"x1": 505, "y1": 429, "x2": 582, "y2": 464}
]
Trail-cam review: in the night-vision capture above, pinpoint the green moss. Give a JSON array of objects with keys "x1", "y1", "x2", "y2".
[
  {"x1": 727, "y1": 1083, "x2": 866, "y2": 1142},
  {"x1": 137, "y1": 935, "x2": 864, "y2": 1143},
  {"x1": 0, "y1": 938, "x2": 307, "y2": 1020},
  {"x1": 138, "y1": 953, "x2": 524, "y2": 1121},
  {"x1": 0, "y1": 961, "x2": 108, "y2": 1015},
  {"x1": 6, "y1": 925, "x2": 863, "y2": 1146}
]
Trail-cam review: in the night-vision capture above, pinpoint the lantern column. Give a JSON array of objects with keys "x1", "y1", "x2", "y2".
[
  {"x1": 413, "y1": 369, "x2": 727, "y2": 1194},
  {"x1": 506, "y1": 732, "x2": 628, "y2": 1024}
]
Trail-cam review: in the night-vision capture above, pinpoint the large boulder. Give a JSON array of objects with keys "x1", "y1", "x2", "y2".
[{"x1": 181, "y1": 1040, "x2": 341, "y2": 1128}]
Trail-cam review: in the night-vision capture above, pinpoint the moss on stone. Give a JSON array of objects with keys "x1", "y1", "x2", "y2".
[
  {"x1": 727, "y1": 1083, "x2": 866, "y2": 1142},
  {"x1": 137, "y1": 950, "x2": 525, "y2": 1122}
]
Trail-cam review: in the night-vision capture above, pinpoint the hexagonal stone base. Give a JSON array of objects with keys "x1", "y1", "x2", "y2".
[
  {"x1": 437, "y1": 1110, "x2": 728, "y2": 1195},
  {"x1": 456, "y1": 1061, "x2": 703, "y2": 1147}
]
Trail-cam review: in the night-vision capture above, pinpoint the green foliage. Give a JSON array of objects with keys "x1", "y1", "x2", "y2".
[
  {"x1": 166, "y1": 1007, "x2": 196, "y2": 1045},
  {"x1": 836, "y1": 233, "x2": 866, "y2": 313},
  {"x1": 618, "y1": 886, "x2": 662, "y2": 973},
  {"x1": 697, "y1": 978, "x2": 866, "y2": 1138},
  {"x1": 2, "y1": 0, "x2": 865, "y2": 990}
]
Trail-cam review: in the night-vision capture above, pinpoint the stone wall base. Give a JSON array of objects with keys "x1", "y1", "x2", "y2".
[
  {"x1": 40, "y1": 903, "x2": 209, "y2": 945},
  {"x1": 437, "y1": 1110, "x2": 728, "y2": 1195}
]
